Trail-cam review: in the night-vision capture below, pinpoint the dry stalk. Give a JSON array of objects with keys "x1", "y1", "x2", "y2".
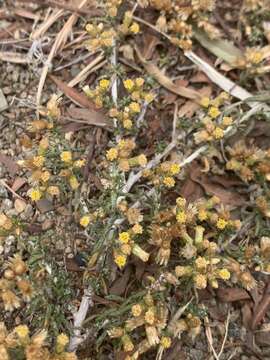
[
  {"x1": 68, "y1": 286, "x2": 93, "y2": 352},
  {"x1": 30, "y1": 8, "x2": 65, "y2": 40},
  {"x1": 36, "y1": 0, "x2": 88, "y2": 114},
  {"x1": 217, "y1": 310, "x2": 231, "y2": 359},
  {"x1": 68, "y1": 53, "x2": 105, "y2": 87}
]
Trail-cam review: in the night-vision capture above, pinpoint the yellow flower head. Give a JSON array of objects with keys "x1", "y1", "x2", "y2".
[
  {"x1": 114, "y1": 254, "x2": 126, "y2": 268},
  {"x1": 130, "y1": 22, "x2": 140, "y2": 34},
  {"x1": 198, "y1": 209, "x2": 208, "y2": 221},
  {"x1": 213, "y1": 127, "x2": 224, "y2": 140},
  {"x1": 138, "y1": 154, "x2": 147, "y2": 166},
  {"x1": 176, "y1": 211, "x2": 187, "y2": 224},
  {"x1": 208, "y1": 106, "x2": 220, "y2": 119},
  {"x1": 194, "y1": 274, "x2": 207, "y2": 289},
  {"x1": 69, "y1": 175, "x2": 79, "y2": 190},
  {"x1": 99, "y1": 79, "x2": 110, "y2": 90},
  {"x1": 15, "y1": 325, "x2": 29, "y2": 339},
  {"x1": 47, "y1": 186, "x2": 60, "y2": 196},
  {"x1": 144, "y1": 308, "x2": 155, "y2": 325},
  {"x1": 195, "y1": 256, "x2": 207, "y2": 270},
  {"x1": 129, "y1": 102, "x2": 140, "y2": 113},
  {"x1": 163, "y1": 176, "x2": 175, "y2": 188},
  {"x1": 135, "y1": 77, "x2": 144, "y2": 87},
  {"x1": 123, "y1": 79, "x2": 134, "y2": 91},
  {"x1": 176, "y1": 197, "x2": 186, "y2": 208},
  {"x1": 219, "y1": 268, "x2": 231, "y2": 280},
  {"x1": 170, "y1": 163, "x2": 181, "y2": 175},
  {"x1": 119, "y1": 232, "x2": 130, "y2": 244},
  {"x1": 32, "y1": 155, "x2": 45, "y2": 168},
  {"x1": 222, "y1": 116, "x2": 233, "y2": 127},
  {"x1": 61, "y1": 151, "x2": 72, "y2": 163},
  {"x1": 106, "y1": 148, "x2": 118, "y2": 161},
  {"x1": 73, "y1": 159, "x2": 86, "y2": 168},
  {"x1": 200, "y1": 97, "x2": 210, "y2": 108},
  {"x1": 132, "y1": 223, "x2": 143, "y2": 234},
  {"x1": 29, "y1": 188, "x2": 42, "y2": 201},
  {"x1": 120, "y1": 244, "x2": 131, "y2": 255},
  {"x1": 123, "y1": 119, "x2": 133, "y2": 129},
  {"x1": 80, "y1": 215, "x2": 90, "y2": 228},
  {"x1": 85, "y1": 23, "x2": 95, "y2": 34},
  {"x1": 40, "y1": 171, "x2": 50, "y2": 183},
  {"x1": 57, "y1": 333, "x2": 69, "y2": 347},
  {"x1": 144, "y1": 93, "x2": 155, "y2": 103},
  {"x1": 216, "y1": 218, "x2": 228, "y2": 230},
  {"x1": 160, "y1": 336, "x2": 171, "y2": 349},
  {"x1": 131, "y1": 304, "x2": 142, "y2": 317}
]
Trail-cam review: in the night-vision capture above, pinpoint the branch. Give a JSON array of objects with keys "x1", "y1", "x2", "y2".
[{"x1": 68, "y1": 286, "x2": 93, "y2": 352}]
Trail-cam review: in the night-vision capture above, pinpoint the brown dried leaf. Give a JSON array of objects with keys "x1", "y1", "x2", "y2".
[
  {"x1": 178, "y1": 86, "x2": 212, "y2": 118},
  {"x1": 135, "y1": 46, "x2": 201, "y2": 101},
  {"x1": 189, "y1": 162, "x2": 246, "y2": 206},
  {"x1": 141, "y1": 33, "x2": 162, "y2": 60},
  {"x1": 66, "y1": 107, "x2": 112, "y2": 129},
  {"x1": 216, "y1": 287, "x2": 250, "y2": 302},
  {"x1": 251, "y1": 282, "x2": 270, "y2": 330},
  {"x1": 49, "y1": 74, "x2": 97, "y2": 110},
  {"x1": 0, "y1": 51, "x2": 28, "y2": 64},
  {"x1": 109, "y1": 265, "x2": 132, "y2": 296},
  {"x1": 242, "y1": 302, "x2": 253, "y2": 329}
]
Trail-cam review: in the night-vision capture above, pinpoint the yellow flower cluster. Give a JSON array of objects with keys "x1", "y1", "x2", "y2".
[
  {"x1": 150, "y1": 0, "x2": 218, "y2": 50},
  {"x1": 147, "y1": 195, "x2": 241, "y2": 271},
  {"x1": 106, "y1": 0, "x2": 122, "y2": 17},
  {"x1": 85, "y1": 23, "x2": 116, "y2": 51},
  {"x1": 109, "y1": 293, "x2": 168, "y2": 352},
  {"x1": 107, "y1": 78, "x2": 154, "y2": 130},
  {"x1": 106, "y1": 138, "x2": 148, "y2": 172},
  {"x1": 20, "y1": 141, "x2": 85, "y2": 201},
  {"x1": 114, "y1": 229, "x2": 149, "y2": 268},
  {"x1": 226, "y1": 141, "x2": 270, "y2": 183},
  {"x1": 194, "y1": 93, "x2": 234, "y2": 143},
  {"x1": 0, "y1": 213, "x2": 20, "y2": 236},
  {"x1": 0, "y1": 322, "x2": 77, "y2": 360},
  {"x1": 0, "y1": 255, "x2": 33, "y2": 312},
  {"x1": 142, "y1": 161, "x2": 181, "y2": 189},
  {"x1": 119, "y1": 11, "x2": 140, "y2": 35},
  {"x1": 83, "y1": 79, "x2": 110, "y2": 108}
]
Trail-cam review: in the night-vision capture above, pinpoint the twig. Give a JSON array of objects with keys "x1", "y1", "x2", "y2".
[
  {"x1": 68, "y1": 286, "x2": 93, "y2": 352},
  {"x1": 19, "y1": 0, "x2": 103, "y2": 16},
  {"x1": 205, "y1": 315, "x2": 219, "y2": 360},
  {"x1": 217, "y1": 310, "x2": 231, "y2": 359},
  {"x1": 36, "y1": 0, "x2": 88, "y2": 114},
  {"x1": 68, "y1": 53, "x2": 105, "y2": 87},
  {"x1": 54, "y1": 51, "x2": 97, "y2": 72},
  {"x1": 0, "y1": 179, "x2": 25, "y2": 201},
  {"x1": 111, "y1": 39, "x2": 118, "y2": 106},
  {"x1": 172, "y1": 102, "x2": 178, "y2": 141}
]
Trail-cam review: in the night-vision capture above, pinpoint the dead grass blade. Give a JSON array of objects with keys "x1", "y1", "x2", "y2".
[
  {"x1": 66, "y1": 107, "x2": 112, "y2": 129},
  {"x1": 68, "y1": 53, "x2": 106, "y2": 87},
  {"x1": 194, "y1": 29, "x2": 244, "y2": 66},
  {"x1": 185, "y1": 51, "x2": 270, "y2": 113},
  {"x1": 251, "y1": 282, "x2": 270, "y2": 330},
  {"x1": 49, "y1": 74, "x2": 97, "y2": 110},
  {"x1": 0, "y1": 51, "x2": 28, "y2": 64},
  {"x1": 19, "y1": 0, "x2": 102, "y2": 16},
  {"x1": 135, "y1": 46, "x2": 201, "y2": 101},
  {"x1": 31, "y1": 8, "x2": 65, "y2": 40},
  {"x1": 36, "y1": 0, "x2": 88, "y2": 112}
]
